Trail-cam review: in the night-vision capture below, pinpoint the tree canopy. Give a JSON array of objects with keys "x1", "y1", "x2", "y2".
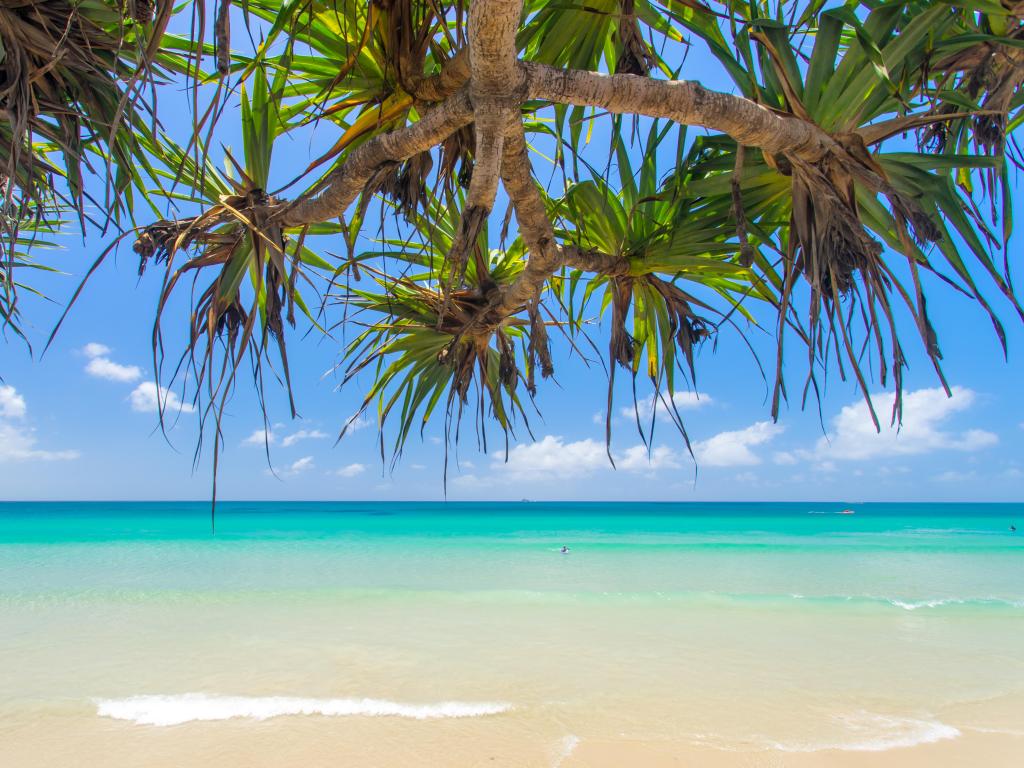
[{"x1": 2, "y1": 0, "x2": 1023, "y2": 489}]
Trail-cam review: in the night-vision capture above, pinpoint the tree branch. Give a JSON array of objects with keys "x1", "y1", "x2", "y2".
[
  {"x1": 498, "y1": 122, "x2": 628, "y2": 314},
  {"x1": 279, "y1": 91, "x2": 474, "y2": 227},
  {"x1": 525, "y1": 62, "x2": 836, "y2": 161},
  {"x1": 439, "y1": 0, "x2": 525, "y2": 292},
  {"x1": 409, "y1": 48, "x2": 470, "y2": 103}
]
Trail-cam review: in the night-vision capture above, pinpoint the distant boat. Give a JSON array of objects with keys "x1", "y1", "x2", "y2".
[{"x1": 838, "y1": 508, "x2": 856, "y2": 515}]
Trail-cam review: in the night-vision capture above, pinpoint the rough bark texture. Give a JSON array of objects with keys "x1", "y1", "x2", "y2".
[
  {"x1": 280, "y1": 0, "x2": 855, "y2": 317},
  {"x1": 467, "y1": 0, "x2": 523, "y2": 98},
  {"x1": 410, "y1": 48, "x2": 471, "y2": 102},
  {"x1": 498, "y1": 123, "x2": 630, "y2": 313},
  {"x1": 524, "y1": 62, "x2": 835, "y2": 161},
  {"x1": 280, "y1": 91, "x2": 474, "y2": 226}
]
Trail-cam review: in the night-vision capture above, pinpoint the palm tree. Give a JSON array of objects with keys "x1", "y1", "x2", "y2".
[{"x1": 3, "y1": 0, "x2": 1022, "y2": 485}]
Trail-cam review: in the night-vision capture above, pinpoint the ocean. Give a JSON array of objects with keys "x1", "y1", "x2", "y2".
[{"x1": 1, "y1": 501, "x2": 1022, "y2": 766}]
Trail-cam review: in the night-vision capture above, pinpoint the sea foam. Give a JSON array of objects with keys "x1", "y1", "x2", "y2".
[
  {"x1": 771, "y1": 712, "x2": 960, "y2": 752},
  {"x1": 95, "y1": 693, "x2": 512, "y2": 726}
]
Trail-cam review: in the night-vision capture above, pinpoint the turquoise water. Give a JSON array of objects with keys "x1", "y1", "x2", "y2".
[
  {"x1": 2, "y1": 501, "x2": 1024, "y2": 765},
  {"x1": 2, "y1": 501, "x2": 1022, "y2": 601}
]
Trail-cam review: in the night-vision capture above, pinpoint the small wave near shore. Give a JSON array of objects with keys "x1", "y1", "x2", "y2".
[{"x1": 94, "y1": 693, "x2": 512, "y2": 726}]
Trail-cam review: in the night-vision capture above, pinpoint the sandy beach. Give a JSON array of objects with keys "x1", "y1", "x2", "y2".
[{"x1": 2, "y1": 502, "x2": 1022, "y2": 766}]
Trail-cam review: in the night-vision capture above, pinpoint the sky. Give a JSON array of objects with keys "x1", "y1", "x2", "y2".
[{"x1": 1, "y1": 10, "x2": 1023, "y2": 502}]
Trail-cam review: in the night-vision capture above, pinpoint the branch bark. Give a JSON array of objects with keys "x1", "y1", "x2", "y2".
[
  {"x1": 440, "y1": 0, "x2": 525, "y2": 291},
  {"x1": 279, "y1": 91, "x2": 473, "y2": 227},
  {"x1": 410, "y1": 48, "x2": 470, "y2": 103},
  {"x1": 525, "y1": 61, "x2": 836, "y2": 161},
  {"x1": 498, "y1": 122, "x2": 628, "y2": 314}
]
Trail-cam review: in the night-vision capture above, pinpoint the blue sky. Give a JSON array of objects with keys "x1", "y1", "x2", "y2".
[
  {"x1": 3, "y1": 221, "x2": 1021, "y2": 501},
  {"x1": 1, "y1": 13, "x2": 1022, "y2": 502}
]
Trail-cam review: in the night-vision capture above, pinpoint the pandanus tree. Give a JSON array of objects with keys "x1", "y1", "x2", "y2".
[{"x1": 3, "y1": 0, "x2": 1023, "y2": 488}]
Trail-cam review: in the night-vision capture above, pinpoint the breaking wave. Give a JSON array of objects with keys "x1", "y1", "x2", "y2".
[{"x1": 95, "y1": 693, "x2": 512, "y2": 726}]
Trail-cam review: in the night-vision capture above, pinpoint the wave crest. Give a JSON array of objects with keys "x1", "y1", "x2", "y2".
[
  {"x1": 95, "y1": 693, "x2": 512, "y2": 726},
  {"x1": 771, "y1": 712, "x2": 960, "y2": 752}
]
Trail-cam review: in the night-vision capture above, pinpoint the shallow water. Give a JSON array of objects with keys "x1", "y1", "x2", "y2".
[{"x1": 1, "y1": 501, "x2": 1022, "y2": 765}]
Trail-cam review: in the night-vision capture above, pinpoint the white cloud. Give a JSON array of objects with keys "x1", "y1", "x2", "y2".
[
  {"x1": 243, "y1": 427, "x2": 276, "y2": 446},
  {"x1": 82, "y1": 342, "x2": 111, "y2": 358},
  {"x1": 129, "y1": 382, "x2": 195, "y2": 414},
  {"x1": 0, "y1": 423, "x2": 80, "y2": 461},
  {"x1": 773, "y1": 451, "x2": 797, "y2": 465},
  {"x1": 933, "y1": 469, "x2": 977, "y2": 483},
  {"x1": 333, "y1": 462, "x2": 366, "y2": 478},
  {"x1": 498, "y1": 436, "x2": 607, "y2": 479},
  {"x1": 0, "y1": 385, "x2": 78, "y2": 461},
  {"x1": 494, "y1": 435, "x2": 684, "y2": 480},
  {"x1": 85, "y1": 357, "x2": 142, "y2": 383},
  {"x1": 621, "y1": 391, "x2": 712, "y2": 421},
  {"x1": 616, "y1": 444, "x2": 682, "y2": 472},
  {"x1": 82, "y1": 343, "x2": 142, "y2": 383},
  {"x1": 0, "y1": 385, "x2": 27, "y2": 419},
  {"x1": 281, "y1": 429, "x2": 328, "y2": 448},
  {"x1": 809, "y1": 386, "x2": 996, "y2": 462},
  {"x1": 693, "y1": 421, "x2": 782, "y2": 467},
  {"x1": 342, "y1": 415, "x2": 373, "y2": 435},
  {"x1": 281, "y1": 456, "x2": 315, "y2": 476}
]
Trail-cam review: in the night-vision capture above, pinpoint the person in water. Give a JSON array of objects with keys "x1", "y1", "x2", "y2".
[
  {"x1": 1011, "y1": 525, "x2": 1017, "y2": 532},
  {"x1": 560, "y1": 545, "x2": 570, "y2": 554}
]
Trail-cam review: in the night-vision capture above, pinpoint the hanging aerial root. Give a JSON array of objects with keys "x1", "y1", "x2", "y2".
[
  {"x1": 615, "y1": 0, "x2": 656, "y2": 75},
  {"x1": 525, "y1": 300, "x2": 553, "y2": 395},
  {"x1": 215, "y1": 0, "x2": 232, "y2": 76}
]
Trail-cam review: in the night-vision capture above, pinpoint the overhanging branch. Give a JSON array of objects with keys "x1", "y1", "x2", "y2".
[
  {"x1": 279, "y1": 91, "x2": 474, "y2": 227},
  {"x1": 524, "y1": 61, "x2": 836, "y2": 161}
]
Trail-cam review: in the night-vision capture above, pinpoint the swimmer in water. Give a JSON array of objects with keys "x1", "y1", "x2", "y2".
[
  {"x1": 560, "y1": 545, "x2": 570, "y2": 554},
  {"x1": 1011, "y1": 525, "x2": 1017, "y2": 532}
]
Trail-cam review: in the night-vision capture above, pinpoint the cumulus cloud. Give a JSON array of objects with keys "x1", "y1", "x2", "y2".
[
  {"x1": 615, "y1": 444, "x2": 682, "y2": 472},
  {"x1": 281, "y1": 456, "x2": 315, "y2": 476},
  {"x1": 0, "y1": 385, "x2": 78, "y2": 461},
  {"x1": 281, "y1": 429, "x2": 328, "y2": 448},
  {"x1": 129, "y1": 382, "x2": 195, "y2": 414},
  {"x1": 494, "y1": 435, "x2": 684, "y2": 480},
  {"x1": 243, "y1": 426, "x2": 328, "y2": 448},
  {"x1": 620, "y1": 391, "x2": 712, "y2": 421},
  {"x1": 82, "y1": 342, "x2": 111, "y2": 358},
  {"x1": 333, "y1": 462, "x2": 366, "y2": 478},
  {"x1": 773, "y1": 450, "x2": 798, "y2": 466},
  {"x1": 342, "y1": 414, "x2": 373, "y2": 434},
  {"x1": 933, "y1": 469, "x2": 977, "y2": 483},
  {"x1": 243, "y1": 427, "x2": 276, "y2": 446},
  {"x1": 808, "y1": 386, "x2": 996, "y2": 462},
  {"x1": 0, "y1": 385, "x2": 27, "y2": 419},
  {"x1": 498, "y1": 436, "x2": 607, "y2": 479},
  {"x1": 692, "y1": 421, "x2": 782, "y2": 467},
  {"x1": 86, "y1": 357, "x2": 143, "y2": 383},
  {"x1": 82, "y1": 342, "x2": 142, "y2": 383}
]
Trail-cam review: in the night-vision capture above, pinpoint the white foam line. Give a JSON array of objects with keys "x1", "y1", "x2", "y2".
[
  {"x1": 95, "y1": 693, "x2": 512, "y2": 726},
  {"x1": 552, "y1": 734, "x2": 580, "y2": 767},
  {"x1": 770, "y1": 713, "x2": 960, "y2": 753},
  {"x1": 889, "y1": 598, "x2": 961, "y2": 611}
]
